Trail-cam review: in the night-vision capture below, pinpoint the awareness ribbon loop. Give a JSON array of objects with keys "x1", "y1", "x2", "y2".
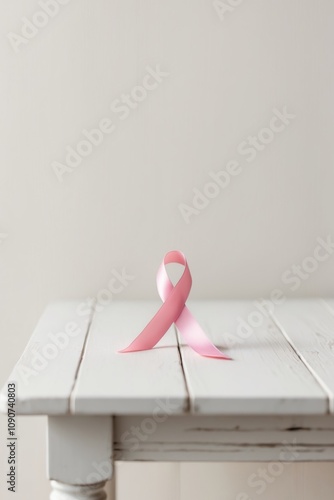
[{"x1": 120, "y1": 250, "x2": 231, "y2": 359}]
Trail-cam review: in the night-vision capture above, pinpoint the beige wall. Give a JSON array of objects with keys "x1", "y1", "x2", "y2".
[{"x1": 1, "y1": 0, "x2": 334, "y2": 498}]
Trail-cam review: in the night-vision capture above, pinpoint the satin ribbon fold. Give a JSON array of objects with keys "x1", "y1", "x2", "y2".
[{"x1": 119, "y1": 250, "x2": 231, "y2": 359}]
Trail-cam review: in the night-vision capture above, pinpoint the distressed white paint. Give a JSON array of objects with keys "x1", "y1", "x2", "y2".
[
  {"x1": 114, "y1": 414, "x2": 334, "y2": 462},
  {"x1": 177, "y1": 301, "x2": 327, "y2": 414},
  {"x1": 0, "y1": 301, "x2": 94, "y2": 415},
  {"x1": 70, "y1": 301, "x2": 188, "y2": 414},
  {"x1": 272, "y1": 299, "x2": 334, "y2": 413},
  {"x1": 2, "y1": 299, "x2": 334, "y2": 500},
  {"x1": 1, "y1": 300, "x2": 333, "y2": 417}
]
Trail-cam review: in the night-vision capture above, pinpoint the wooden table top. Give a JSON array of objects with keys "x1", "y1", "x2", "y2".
[{"x1": 1, "y1": 299, "x2": 334, "y2": 416}]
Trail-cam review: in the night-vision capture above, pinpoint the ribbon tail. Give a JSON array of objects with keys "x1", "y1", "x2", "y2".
[
  {"x1": 119, "y1": 303, "x2": 177, "y2": 353},
  {"x1": 175, "y1": 306, "x2": 232, "y2": 360}
]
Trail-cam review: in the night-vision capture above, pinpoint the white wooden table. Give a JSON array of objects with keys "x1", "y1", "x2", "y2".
[{"x1": 2, "y1": 299, "x2": 334, "y2": 500}]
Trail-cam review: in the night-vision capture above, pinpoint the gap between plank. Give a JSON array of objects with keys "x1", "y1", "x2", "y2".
[
  {"x1": 68, "y1": 301, "x2": 96, "y2": 414},
  {"x1": 269, "y1": 307, "x2": 331, "y2": 414},
  {"x1": 174, "y1": 326, "x2": 192, "y2": 413}
]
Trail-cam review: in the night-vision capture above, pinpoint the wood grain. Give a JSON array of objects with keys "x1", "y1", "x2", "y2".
[
  {"x1": 0, "y1": 301, "x2": 94, "y2": 415},
  {"x1": 71, "y1": 301, "x2": 189, "y2": 414},
  {"x1": 114, "y1": 414, "x2": 334, "y2": 462},
  {"x1": 177, "y1": 301, "x2": 327, "y2": 414},
  {"x1": 272, "y1": 298, "x2": 334, "y2": 413}
]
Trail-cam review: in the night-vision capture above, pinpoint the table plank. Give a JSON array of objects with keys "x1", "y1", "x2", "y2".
[
  {"x1": 71, "y1": 301, "x2": 189, "y2": 414},
  {"x1": 272, "y1": 299, "x2": 334, "y2": 413},
  {"x1": 178, "y1": 301, "x2": 327, "y2": 415},
  {"x1": 0, "y1": 301, "x2": 94, "y2": 414}
]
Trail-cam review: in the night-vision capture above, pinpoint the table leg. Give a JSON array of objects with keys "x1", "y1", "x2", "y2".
[
  {"x1": 50, "y1": 480, "x2": 107, "y2": 500},
  {"x1": 48, "y1": 416, "x2": 113, "y2": 500}
]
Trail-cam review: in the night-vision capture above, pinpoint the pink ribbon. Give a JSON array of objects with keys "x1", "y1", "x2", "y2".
[{"x1": 119, "y1": 250, "x2": 231, "y2": 359}]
